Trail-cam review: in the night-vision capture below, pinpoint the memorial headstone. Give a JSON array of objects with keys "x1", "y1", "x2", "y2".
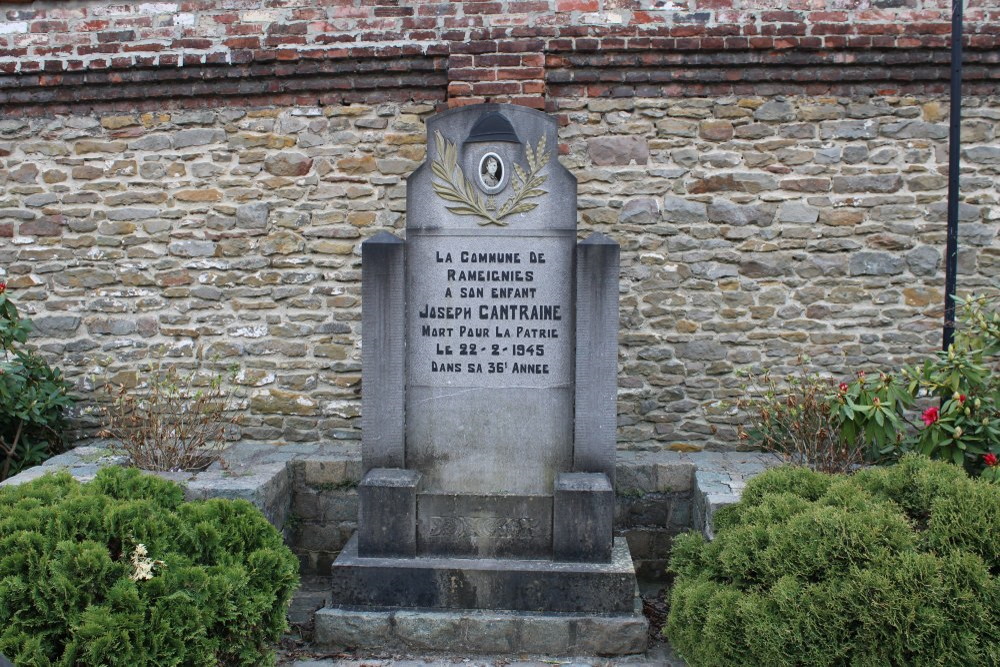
[{"x1": 326, "y1": 104, "x2": 645, "y2": 653}]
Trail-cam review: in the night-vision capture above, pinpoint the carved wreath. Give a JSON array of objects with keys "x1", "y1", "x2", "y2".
[{"x1": 430, "y1": 130, "x2": 549, "y2": 226}]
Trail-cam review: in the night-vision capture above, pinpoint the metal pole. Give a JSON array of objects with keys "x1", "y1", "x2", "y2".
[{"x1": 943, "y1": 0, "x2": 963, "y2": 351}]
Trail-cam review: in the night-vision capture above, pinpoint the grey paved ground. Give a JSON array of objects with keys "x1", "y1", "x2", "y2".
[{"x1": 277, "y1": 641, "x2": 686, "y2": 666}]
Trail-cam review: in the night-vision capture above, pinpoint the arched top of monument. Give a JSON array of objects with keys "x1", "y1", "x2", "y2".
[
  {"x1": 463, "y1": 111, "x2": 520, "y2": 145},
  {"x1": 406, "y1": 103, "x2": 576, "y2": 233}
]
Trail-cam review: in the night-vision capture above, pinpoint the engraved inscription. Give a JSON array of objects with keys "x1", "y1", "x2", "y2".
[
  {"x1": 429, "y1": 516, "x2": 539, "y2": 540},
  {"x1": 408, "y1": 235, "x2": 573, "y2": 388}
]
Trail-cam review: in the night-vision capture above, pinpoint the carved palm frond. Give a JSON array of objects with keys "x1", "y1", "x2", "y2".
[{"x1": 429, "y1": 130, "x2": 550, "y2": 227}]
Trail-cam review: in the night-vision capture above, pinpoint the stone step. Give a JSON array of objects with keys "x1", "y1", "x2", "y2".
[{"x1": 314, "y1": 595, "x2": 648, "y2": 656}]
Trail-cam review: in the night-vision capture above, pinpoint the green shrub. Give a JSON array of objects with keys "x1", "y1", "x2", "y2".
[
  {"x1": 904, "y1": 295, "x2": 1000, "y2": 468},
  {"x1": 0, "y1": 284, "x2": 74, "y2": 481},
  {"x1": 0, "y1": 467, "x2": 299, "y2": 666},
  {"x1": 666, "y1": 454, "x2": 1000, "y2": 666}
]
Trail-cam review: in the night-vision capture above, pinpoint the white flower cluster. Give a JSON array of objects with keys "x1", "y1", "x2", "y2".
[{"x1": 129, "y1": 543, "x2": 165, "y2": 582}]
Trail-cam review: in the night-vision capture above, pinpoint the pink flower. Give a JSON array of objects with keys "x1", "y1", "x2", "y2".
[
  {"x1": 839, "y1": 382, "x2": 848, "y2": 393},
  {"x1": 921, "y1": 406, "x2": 939, "y2": 427},
  {"x1": 984, "y1": 453, "x2": 998, "y2": 467}
]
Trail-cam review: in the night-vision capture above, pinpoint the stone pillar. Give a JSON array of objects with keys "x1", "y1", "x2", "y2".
[
  {"x1": 361, "y1": 232, "x2": 406, "y2": 472},
  {"x1": 553, "y1": 472, "x2": 614, "y2": 562},
  {"x1": 574, "y1": 233, "x2": 620, "y2": 486},
  {"x1": 358, "y1": 468, "x2": 421, "y2": 557}
]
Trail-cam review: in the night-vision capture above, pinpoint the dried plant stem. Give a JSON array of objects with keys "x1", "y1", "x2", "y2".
[
  {"x1": 738, "y1": 367, "x2": 866, "y2": 474},
  {"x1": 100, "y1": 366, "x2": 239, "y2": 472}
]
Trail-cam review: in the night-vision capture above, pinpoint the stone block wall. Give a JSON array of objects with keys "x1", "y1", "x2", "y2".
[
  {"x1": 0, "y1": 0, "x2": 998, "y2": 450},
  {"x1": 2, "y1": 95, "x2": 998, "y2": 449}
]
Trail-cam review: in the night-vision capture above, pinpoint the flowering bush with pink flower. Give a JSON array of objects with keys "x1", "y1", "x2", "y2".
[
  {"x1": 740, "y1": 295, "x2": 1000, "y2": 476},
  {"x1": 903, "y1": 295, "x2": 1000, "y2": 473}
]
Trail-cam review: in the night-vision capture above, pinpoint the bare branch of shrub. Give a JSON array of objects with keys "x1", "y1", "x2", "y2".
[
  {"x1": 736, "y1": 363, "x2": 867, "y2": 474},
  {"x1": 98, "y1": 365, "x2": 240, "y2": 472}
]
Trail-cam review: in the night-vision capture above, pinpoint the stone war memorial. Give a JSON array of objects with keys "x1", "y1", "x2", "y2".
[{"x1": 317, "y1": 104, "x2": 647, "y2": 654}]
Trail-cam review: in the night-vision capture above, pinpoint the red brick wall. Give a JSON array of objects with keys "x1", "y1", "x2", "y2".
[{"x1": 1, "y1": 0, "x2": 998, "y2": 113}]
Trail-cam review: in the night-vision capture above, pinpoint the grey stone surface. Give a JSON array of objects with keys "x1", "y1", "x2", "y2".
[
  {"x1": 553, "y1": 473, "x2": 614, "y2": 562},
  {"x1": 314, "y1": 603, "x2": 648, "y2": 657},
  {"x1": 905, "y1": 245, "x2": 941, "y2": 276},
  {"x1": 618, "y1": 198, "x2": 659, "y2": 225},
  {"x1": 849, "y1": 251, "x2": 905, "y2": 276},
  {"x1": 183, "y1": 462, "x2": 291, "y2": 528},
  {"x1": 172, "y1": 128, "x2": 226, "y2": 148},
  {"x1": 361, "y1": 232, "x2": 406, "y2": 472},
  {"x1": 417, "y1": 493, "x2": 552, "y2": 558},
  {"x1": 963, "y1": 145, "x2": 1000, "y2": 164},
  {"x1": 330, "y1": 535, "x2": 638, "y2": 613},
  {"x1": 574, "y1": 234, "x2": 620, "y2": 486},
  {"x1": 707, "y1": 198, "x2": 774, "y2": 226},
  {"x1": 754, "y1": 101, "x2": 796, "y2": 121},
  {"x1": 403, "y1": 105, "x2": 578, "y2": 511},
  {"x1": 167, "y1": 240, "x2": 216, "y2": 257},
  {"x1": 662, "y1": 196, "x2": 707, "y2": 223},
  {"x1": 236, "y1": 201, "x2": 270, "y2": 229},
  {"x1": 587, "y1": 136, "x2": 649, "y2": 166},
  {"x1": 777, "y1": 200, "x2": 819, "y2": 224},
  {"x1": 358, "y1": 468, "x2": 420, "y2": 557}
]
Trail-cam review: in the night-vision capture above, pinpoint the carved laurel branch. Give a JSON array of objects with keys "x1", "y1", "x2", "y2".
[{"x1": 430, "y1": 130, "x2": 549, "y2": 226}]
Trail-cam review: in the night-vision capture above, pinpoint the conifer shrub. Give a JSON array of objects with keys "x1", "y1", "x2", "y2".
[
  {"x1": 665, "y1": 454, "x2": 1000, "y2": 666},
  {"x1": 0, "y1": 467, "x2": 299, "y2": 666}
]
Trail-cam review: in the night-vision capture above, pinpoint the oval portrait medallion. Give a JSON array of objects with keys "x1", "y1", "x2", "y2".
[{"x1": 477, "y1": 152, "x2": 506, "y2": 193}]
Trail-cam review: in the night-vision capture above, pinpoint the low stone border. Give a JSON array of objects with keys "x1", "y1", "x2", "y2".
[
  {"x1": 2, "y1": 444, "x2": 778, "y2": 574},
  {"x1": 1, "y1": 442, "x2": 781, "y2": 648}
]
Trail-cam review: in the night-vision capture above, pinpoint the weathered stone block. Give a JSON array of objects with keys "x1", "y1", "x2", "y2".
[
  {"x1": 663, "y1": 195, "x2": 707, "y2": 223},
  {"x1": 358, "y1": 468, "x2": 419, "y2": 557},
  {"x1": 849, "y1": 251, "x2": 905, "y2": 276},
  {"x1": 619, "y1": 197, "x2": 659, "y2": 225},
  {"x1": 172, "y1": 128, "x2": 226, "y2": 149},
  {"x1": 264, "y1": 151, "x2": 313, "y2": 176},
  {"x1": 587, "y1": 136, "x2": 649, "y2": 165},
  {"x1": 554, "y1": 473, "x2": 614, "y2": 562}
]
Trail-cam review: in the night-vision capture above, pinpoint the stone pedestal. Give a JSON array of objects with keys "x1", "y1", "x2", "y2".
[
  {"x1": 358, "y1": 468, "x2": 420, "y2": 557},
  {"x1": 332, "y1": 535, "x2": 636, "y2": 613},
  {"x1": 325, "y1": 104, "x2": 644, "y2": 656}
]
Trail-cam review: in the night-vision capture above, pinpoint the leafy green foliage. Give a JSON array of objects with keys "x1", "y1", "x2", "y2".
[
  {"x1": 665, "y1": 455, "x2": 1000, "y2": 666},
  {"x1": 834, "y1": 370, "x2": 913, "y2": 456},
  {"x1": 0, "y1": 467, "x2": 299, "y2": 666},
  {"x1": 0, "y1": 287, "x2": 74, "y2": 481},
  {"x1": 736, "y1": 363, "x2": 869, "y2": 473},
  {"x1": 902, "y1": 295, "x2": 1000, "y2": 470},
  {"x1": 738, "y1": 294, "x2": 999, "y2": 476}
]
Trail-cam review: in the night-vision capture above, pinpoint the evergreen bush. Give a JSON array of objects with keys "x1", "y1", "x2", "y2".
[
  {"x1": 0, "y1": 467, "x2": 299, "y2": 666},
  {"x1": 666, "y1": 454, "x2": 1000, "y2": 666},
  {"x1": 0, "y1": 283, "x2": 74, "y2": 481}
]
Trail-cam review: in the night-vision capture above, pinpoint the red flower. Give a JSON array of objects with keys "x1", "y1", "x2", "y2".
[
  {"x1": 959, "y1": 394, "x2": 967, "y2": 403},
  {"x1": 0, "y1": 281, "x2": 6, "y2": 293},
  {"x1": 984, "y1": 453, "x2": 998, "y2": 467},
  {"x1": 839, "y1": 382, "x2": 848, "y2": 393},
  {"x1": 921, "y1": 406, "x2": 939, "y2": 427}
]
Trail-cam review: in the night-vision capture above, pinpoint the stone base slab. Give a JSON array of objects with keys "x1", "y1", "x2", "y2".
[
  {"x1": 330, "y1": 534, "x2": 638, "y2": 613},
  {"x1": 314, "y1": 594, "x2": 648, "y2": 656}
]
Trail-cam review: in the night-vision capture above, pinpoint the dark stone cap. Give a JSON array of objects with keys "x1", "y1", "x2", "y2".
[{"x1": 463, "y1": 111, "x2": 520, "y2": 144}]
